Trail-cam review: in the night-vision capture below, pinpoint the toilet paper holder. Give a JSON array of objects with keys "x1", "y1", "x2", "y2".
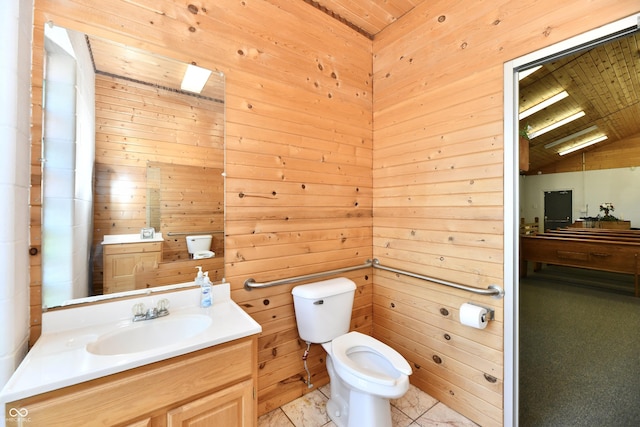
[{"x1": 464, "y1": 302, "x2": 495, "y2": 322}]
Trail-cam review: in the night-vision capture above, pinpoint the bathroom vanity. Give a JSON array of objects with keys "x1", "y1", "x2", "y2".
[
  {"x1": 2, "y1": 284, "x2": 261, "y2": 426},
  {"x1": 102, "y1": 233, "x2": 164, "y2": 294}
]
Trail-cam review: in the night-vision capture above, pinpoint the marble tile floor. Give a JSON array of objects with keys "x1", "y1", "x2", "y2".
[{"x1": 258, "y1": 383, "x2": 479, "y2": 427}]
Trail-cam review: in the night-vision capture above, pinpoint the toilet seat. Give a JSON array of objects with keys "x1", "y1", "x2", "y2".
[
  {"x1": 193, "y1": 250, "x2": 215, "y2": 259},
  {"x1": 330, "y1": 331, "x2": 411, "y2": 387}
]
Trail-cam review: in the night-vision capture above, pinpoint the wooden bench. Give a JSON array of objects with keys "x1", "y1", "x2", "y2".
[
  {"x1": 543, "y1": 229, "x2": 640, "y2": 243},
  {"x1": 521, "y1": 232, "x2": 640, "y2": 297},
  {"x1": 547, "y1": 227, "x2": 640, "y2": 237},
  {"x1": 569, "y1": 220, "x2": 631, "y2": 229},
  {"x1": 520, "y1": 217, "x2": 539, "y2": 236}
]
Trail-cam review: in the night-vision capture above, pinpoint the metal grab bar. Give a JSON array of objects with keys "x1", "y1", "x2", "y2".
[
  {"x1": 244, "y1": 261, "x2": 372, "y2": 290},
  {"x1": 369, "y1": 259, "x2": 504, "y2": 298},
  {"x1": 166, "y1": 230, "x2": 224, "y2": 236},
  {"x1": 244, "y1": 258, "x2": 504, "y2": 298}
]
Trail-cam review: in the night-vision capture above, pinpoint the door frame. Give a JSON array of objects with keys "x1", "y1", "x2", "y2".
[{"x1": 502, "y1": 13, "x2": 640, "y2": 426}]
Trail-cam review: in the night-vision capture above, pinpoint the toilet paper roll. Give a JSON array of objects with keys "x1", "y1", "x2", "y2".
[{"x1": 459, "y1": 303, "x2": 488, "y2": 329}]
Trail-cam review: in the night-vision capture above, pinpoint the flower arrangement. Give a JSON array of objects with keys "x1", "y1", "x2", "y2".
[{"x1": 599, "y1": 202, "x2": 617, "y2": 220}]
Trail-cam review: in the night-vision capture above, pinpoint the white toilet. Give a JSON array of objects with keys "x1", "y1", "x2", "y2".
[
  {"x1": 185, "y1": 235, "x2": 214, "y2": 259},
  {"x1": 292, "y1": 277, "x2": 412, "y2": 427}
]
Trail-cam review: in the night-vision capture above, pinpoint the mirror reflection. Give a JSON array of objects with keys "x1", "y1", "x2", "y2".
[{"x1": 42, "y1": 24, "x2": 225, "y2": 308}]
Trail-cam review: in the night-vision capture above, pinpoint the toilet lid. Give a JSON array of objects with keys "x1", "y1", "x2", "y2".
[{"x1": 331, "y1": 331, "x2": 412, "y2": 386}]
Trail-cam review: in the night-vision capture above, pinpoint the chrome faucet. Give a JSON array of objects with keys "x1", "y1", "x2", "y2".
[{"x1": 132, "y1": 299, "x2": 170, "y2": 322}]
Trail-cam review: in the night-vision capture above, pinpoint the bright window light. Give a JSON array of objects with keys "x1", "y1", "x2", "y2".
[
  {"x1": 559, "y1": 135, "x2": 608, "y2": 156},
  {"x1": 519, "y1": 91, "x2": 569, "y2": 120},
  {"x1": 44, "y1": 24, "x2": 76, "y2": 59},
  {"x1": 518, "y1": 66, "x2": 542, "y2": 80},
  {"x1": 528, "y1": 111, "x2": 586, "y2": 139},
  {"x1": 181, "y1": 64, "x2": 212, "y2": 94}
]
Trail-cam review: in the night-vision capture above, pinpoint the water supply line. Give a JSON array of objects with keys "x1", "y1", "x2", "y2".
[{"x1": 302, "y1": 341, "x2": 313, "y2": 388}]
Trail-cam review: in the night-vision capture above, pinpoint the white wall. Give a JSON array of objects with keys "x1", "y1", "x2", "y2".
[
  {"x1": 521, "y1": 167, "x2": 640, "y2": 227},
  {"x1": 42, "y1": 40, "x2": 79, "y2": 306},
  {"x1": 70, "y1": 31, "x2": 96, "y2": 302},
  {"x1": 41, "y1": 28, "x2": 95, "y2": 307},
  {"x1": 0, "y1": 0, "x2": 33, "y2": 389}
]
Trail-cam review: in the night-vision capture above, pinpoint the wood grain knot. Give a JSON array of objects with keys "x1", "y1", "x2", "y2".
[{"x1": 484, "y1": 374, "x2": 498, "y2": 383}]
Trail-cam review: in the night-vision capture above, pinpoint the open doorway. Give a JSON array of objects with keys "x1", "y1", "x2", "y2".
[{"x1": 503, "y1": 13, "x2": 640, "y2": 427}]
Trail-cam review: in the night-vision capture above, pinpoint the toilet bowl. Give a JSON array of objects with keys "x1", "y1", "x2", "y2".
[
  {"x1": 329, "y1": 331, "x2": 411, "y2": 398},
  {"x1": 322, "y1": 332, "x2": 411, "y2": 427},
  {"x1": 291, "y1": 278, "x2": 412, "y2": 427},
  {"x1": 192, "y1": 250, "x2": 215, "y2": 259}
]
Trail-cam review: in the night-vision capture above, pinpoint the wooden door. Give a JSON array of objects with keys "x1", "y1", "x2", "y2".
[
  {"x1": 167, "y1": 379, "x2": 254, "y2": 427},
  {"x1": 544, "y1": 190, "x2": 572, "y2": 231}
]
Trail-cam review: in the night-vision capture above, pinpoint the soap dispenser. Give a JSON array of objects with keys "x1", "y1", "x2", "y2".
[
  {"x1": 195, "y1": 266, "x2": 204, "y2": 286},
  {"x1": 200, "y1": 270, "x2": 212, "y2": 308}
]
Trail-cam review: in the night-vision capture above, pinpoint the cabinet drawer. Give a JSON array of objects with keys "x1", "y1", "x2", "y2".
[{"x1": 104, "y1": 242, "x2": 162, "y2": 255}]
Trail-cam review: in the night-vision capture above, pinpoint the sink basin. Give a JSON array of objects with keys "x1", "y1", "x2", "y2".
[{"x1": 86, "y1": 314, "x2": 212, "y2": 356}]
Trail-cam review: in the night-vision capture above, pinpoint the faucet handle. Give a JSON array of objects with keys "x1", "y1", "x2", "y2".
[
  {"x1": 157, "y1": 298, "x2": 170, "y2": 316},
  {"x1": 132, "y1": 302, "x2": 146, "y2": 317}
]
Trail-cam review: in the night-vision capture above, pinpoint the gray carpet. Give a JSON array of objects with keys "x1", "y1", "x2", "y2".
[{"x1": 519, "y1": 265, "x2": 640, "y2": 426}]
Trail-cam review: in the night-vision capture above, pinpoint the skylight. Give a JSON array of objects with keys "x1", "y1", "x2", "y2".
[{"x1": 181, "y1": 64, "x2": 212, "y2": 94}]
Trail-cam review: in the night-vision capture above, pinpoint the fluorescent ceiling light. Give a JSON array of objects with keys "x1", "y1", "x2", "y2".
[
  {"x1": 528, "y1": 111, "x2": 586, "y2": 139},
  {"x1": 559, "y1": 135, "x2": 608, "y2": 156},
  {"x1": 519, "y1": 91, "x2": 569, "y2": 120},
  {"x1": 181, "y1": 64, "x2": 212, "y2": 94},
  {"x1": 544, "y1": 125, "x2": 598, "y2": 149},
  {"x1": 518, "y1": 66, "x2": 542, "y2": 80}
]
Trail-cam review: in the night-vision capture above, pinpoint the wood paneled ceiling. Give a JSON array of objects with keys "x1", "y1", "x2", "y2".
[
  {"x1": 87, "y1": 34, "x2": 225, "y2": 101},
  {"x1": 302, "y1": 0, "x2": 426, "y2": 39},
  {"x1": 519, "y1": 31, "x2": 640, "y2": 173}
]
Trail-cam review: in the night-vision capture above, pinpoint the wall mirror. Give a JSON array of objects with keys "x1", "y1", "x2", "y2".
[{"x1": 41, "y1": 24, "x2": 225, "y2": 309}]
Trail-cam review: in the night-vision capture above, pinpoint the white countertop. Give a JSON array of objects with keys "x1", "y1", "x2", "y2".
[
  {"x1": 0, "y1": 284, "x2": 261, "y2": 404},
  {"x1": 102, "y1": 233, "x2": 164, "y2": 244}
]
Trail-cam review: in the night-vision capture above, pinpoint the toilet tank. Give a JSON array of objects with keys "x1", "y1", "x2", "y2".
[
  {"x1": 186, "y1": 235, "x2": 212, "y2": 254},
  {"x1": 292, "y1": 278, "x2": 356, "y2": 343}
]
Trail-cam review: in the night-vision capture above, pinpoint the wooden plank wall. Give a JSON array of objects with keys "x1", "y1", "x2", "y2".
[
  {"x1": 29, "y1": 10, "x2": 45, "y2": 343},
  {"x1": 372, "y1": 1, "x2": 639, "y2": 425},
  {"x1": 31, "y1": 0, "x2": 373, "y2": 417},
  {"x1": 28, "y1": 0, "x2": 639, "y2": 425}
]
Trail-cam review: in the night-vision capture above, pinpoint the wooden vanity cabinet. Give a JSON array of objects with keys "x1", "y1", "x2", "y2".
[
  {"x1": 5, "y1": 336, "x2": 257, "y2": 427},
  {"x1": 103, "y1": 241, "x2": 162, "y2": 294}
]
